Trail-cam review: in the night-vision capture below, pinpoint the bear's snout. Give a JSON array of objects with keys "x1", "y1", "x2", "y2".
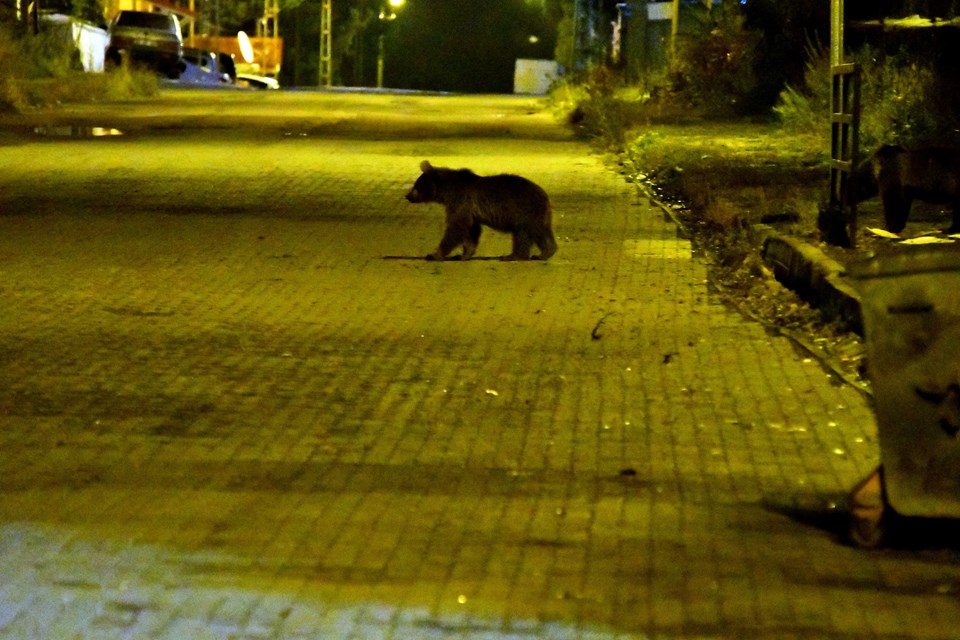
[{"x1": 405, "y1": 187, "x2": 422, "y2": 203}]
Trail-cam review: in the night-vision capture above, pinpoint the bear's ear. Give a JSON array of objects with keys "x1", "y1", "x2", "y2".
[{"x1": 420, "y1": 160, "x2": 434, "y2": 173}]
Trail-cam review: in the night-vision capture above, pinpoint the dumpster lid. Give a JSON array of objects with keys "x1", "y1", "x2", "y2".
[{"x1": 848, "y1": 246, "x2": 960, "y2": 280}]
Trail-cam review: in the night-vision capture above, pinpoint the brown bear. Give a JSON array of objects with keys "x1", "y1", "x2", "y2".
[
  {"x1": 856, "y1": 145, "x2": 960, "y2": 233},
  {"x1": 405, "y1": 160, "x2": 557, "y2": 261}
]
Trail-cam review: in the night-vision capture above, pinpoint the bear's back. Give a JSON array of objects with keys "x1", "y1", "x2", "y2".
[{"x1": 461, "y1": 173, "x2": 551, "y2": 231}]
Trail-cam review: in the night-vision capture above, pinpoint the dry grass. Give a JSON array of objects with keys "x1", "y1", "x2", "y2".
[
  {"x1": 624, "y1": 122, "x2": 828, "y2": 239},
  {"x1": 1, "y1": 23, "x2": 158, "y2": 112},
  {"x1": 20, "y1": 68, "x2": 159, "y2": 108}
]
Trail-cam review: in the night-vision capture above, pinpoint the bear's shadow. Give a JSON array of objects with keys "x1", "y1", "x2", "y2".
[{"x1": 381, "y1": 255, "x2": 503, "y2": 261}]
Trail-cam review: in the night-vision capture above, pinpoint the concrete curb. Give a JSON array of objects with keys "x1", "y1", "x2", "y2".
[
  {"x1": 757, "y1": 224, "x2": 864, "y2": 335},
  {"x1": 630, "y1": 168, "x2": 865, "y2": 337}
]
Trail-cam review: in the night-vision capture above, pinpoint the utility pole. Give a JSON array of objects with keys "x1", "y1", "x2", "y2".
[
  {"x1": 376, "y1": 1, "x2": 404, "y2": 89},
  {"x1": 258, "y1": 0, "x2": 280, "y2": 76},
  {"x1": 319, "y1": 0, "x2": 332, "y2": 86},
  {"x1": 377, "y1": 31, "x2": 385, "y2": 88},
  {"x1": 830, "y1": 0, "x2": 844, "y2": 65},
  {"x1": 670, "y1": 0, "x2": 679, "y2": 63}
]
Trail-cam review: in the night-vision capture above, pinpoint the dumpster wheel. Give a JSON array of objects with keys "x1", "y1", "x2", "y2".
[{"x1": 848, "y1": 466, "x2": 886, "y2": 548}]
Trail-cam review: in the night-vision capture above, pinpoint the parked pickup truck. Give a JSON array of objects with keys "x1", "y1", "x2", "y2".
[{"x1": 180, "y1": 47, "x2": 236, "y2": 85}]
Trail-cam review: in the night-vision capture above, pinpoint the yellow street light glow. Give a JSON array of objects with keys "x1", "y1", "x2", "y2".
[{"x1": 389, "y1": 0, "x2": 405, "y2": 7}]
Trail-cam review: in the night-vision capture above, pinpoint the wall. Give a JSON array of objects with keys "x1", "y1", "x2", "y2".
[
  {"x1": 40, "y1": 14, "x2": 109, "y2": 73},
  {"x1": 513, "y1": 59, "x2": 560, "y2": 95}
]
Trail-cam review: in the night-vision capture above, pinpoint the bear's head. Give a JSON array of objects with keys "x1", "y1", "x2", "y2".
[{"x1": 406, "y1": 160, "x2": 478, "y2": 204}]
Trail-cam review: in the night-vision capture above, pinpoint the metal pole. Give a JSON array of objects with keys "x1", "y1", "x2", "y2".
[
  {"x1": 377, "y1": 33, "x2": 384, "y2": 88},
  {"x1": 376, "y1": 2, "x2": 403, "y2": 88},
  {"x1": 671, "y1": 0, "x2": 680, "y2": 63},
  {"x1": 831, "y1": 0, "x2": 844, "y2": 66},
  {"x1": 319, "y1": 0, "x2": 332, "y2": 86}
]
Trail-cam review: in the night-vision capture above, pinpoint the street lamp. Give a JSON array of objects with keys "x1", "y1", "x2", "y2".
[{"x1": 377, "y1": 0, "x2": 405, "y2": 88}]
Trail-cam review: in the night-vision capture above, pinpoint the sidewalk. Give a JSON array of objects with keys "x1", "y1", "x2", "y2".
[{"x1": 0, "y1": 91, "x2": 956, "y2": 639}]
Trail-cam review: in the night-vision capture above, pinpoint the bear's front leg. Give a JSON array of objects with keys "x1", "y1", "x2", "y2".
[
  {"x1": 427, "y1": 221, "x2": 470, "y2": 260},
  {"x1": 459, "y1": 222, "x2": 482, "y2": 260},
  {"x1": 880, "y1": 187, "x2": 911, "y2": 233}
]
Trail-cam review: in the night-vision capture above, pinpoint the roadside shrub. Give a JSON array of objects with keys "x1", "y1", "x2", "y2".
[
  {"x1": 18, "y1": 26, "x2": 81, "y2": 79},
  {"x1": 775, "y1": 46, "x2": 960, "y2": 151},
  {"x1": 859, "y1": 58, "x2": 956, "y2": 150},
  {"x1": 551, "y1": 2, "x2": 767, "y2": 150},
  {"x1": 0, "y1": 24, "x2": 26, "y2": 111},
  {"x1": 549, "y1": 66, "x2": 649, "y2": 151},
  {"x1": 21, "y1": 65, "x2": 158, "y2": 106},
  {"x1": 773, "y1": 42, "x2": 831, "y2": 136},
  {"x1": 103, "y1": 62, "x2": 160, "y2": 100},
  {"x1": 0, "y1": 22, "x2": 158, "y2": 111},
  {"x1": 670, "y1": 0, "x2": 759, "y2": 115},
  {"x1": 575, "y1": 66, "x2": 627, "y2": 149},
  {"x1": 625, "y1": 131, "x2": 666, "y2": 173},
  {"x1": 547, "y1": 74, "x2": 588, "y2": 124}
]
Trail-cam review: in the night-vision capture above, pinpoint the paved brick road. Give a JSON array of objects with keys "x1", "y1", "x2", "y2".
[{"x1": 0, "y1": 91, "x2": 957, "y2": 639}]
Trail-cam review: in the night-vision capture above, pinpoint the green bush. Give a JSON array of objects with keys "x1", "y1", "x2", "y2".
[
  {"x1": 18, "y1": 26, "x2": 82, "y2": 79},
  {"x1": 0, "y1": 24, "x2": 25, "y2": 111},
  {"x1": 775, "y1": 45, "x2": 960, "y2": 152},
  {"x1": 772, "y1": 42, "x2": 831, "y2": 135},
  {"x1": 859, "y1": 58, "x2": 956, "y2": 150},
  {"x1": 0, "y1": 21, "x2": 159, "y2": 112},
  {"x1": 548, "y1": 66, "x2": 648, "y2": 151},
  {"x1": 670, "y1": 0, "x2": 759, "y2": 115},
  {"x1": 549, "y1": 1, "x2": 768, "y2": 150}
]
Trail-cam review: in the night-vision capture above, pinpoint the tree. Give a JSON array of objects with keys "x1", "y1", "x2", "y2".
[
  {"x1": 336, "y1": 1, "x2": 383, "y2": 86},
  {"x1": 741, "y1": 0, "x2": 829, "y2": 111},
  {"x1": 273, "y1": 0, "x2": 383, "y2": 86}
]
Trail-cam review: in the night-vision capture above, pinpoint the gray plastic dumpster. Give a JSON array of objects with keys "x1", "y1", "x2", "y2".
[{"x1": 848, "y1": 247, "x2": 960, "y2": 546}]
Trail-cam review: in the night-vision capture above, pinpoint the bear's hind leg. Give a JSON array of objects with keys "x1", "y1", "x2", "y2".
[
  {"x1": 532, "y1": 228, "x2": 557, "y2": 260},
  {"x1": 503, "y1": 230, "x2": 533, "y2": 261},
  {"x1": 948, "y1": 201, "x2": 960, "y2": 234}
]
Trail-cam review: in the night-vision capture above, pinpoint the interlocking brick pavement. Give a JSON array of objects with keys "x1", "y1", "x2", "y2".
[{"x1": 0, "y1": 92, "x2": 957, "y2": 639}]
